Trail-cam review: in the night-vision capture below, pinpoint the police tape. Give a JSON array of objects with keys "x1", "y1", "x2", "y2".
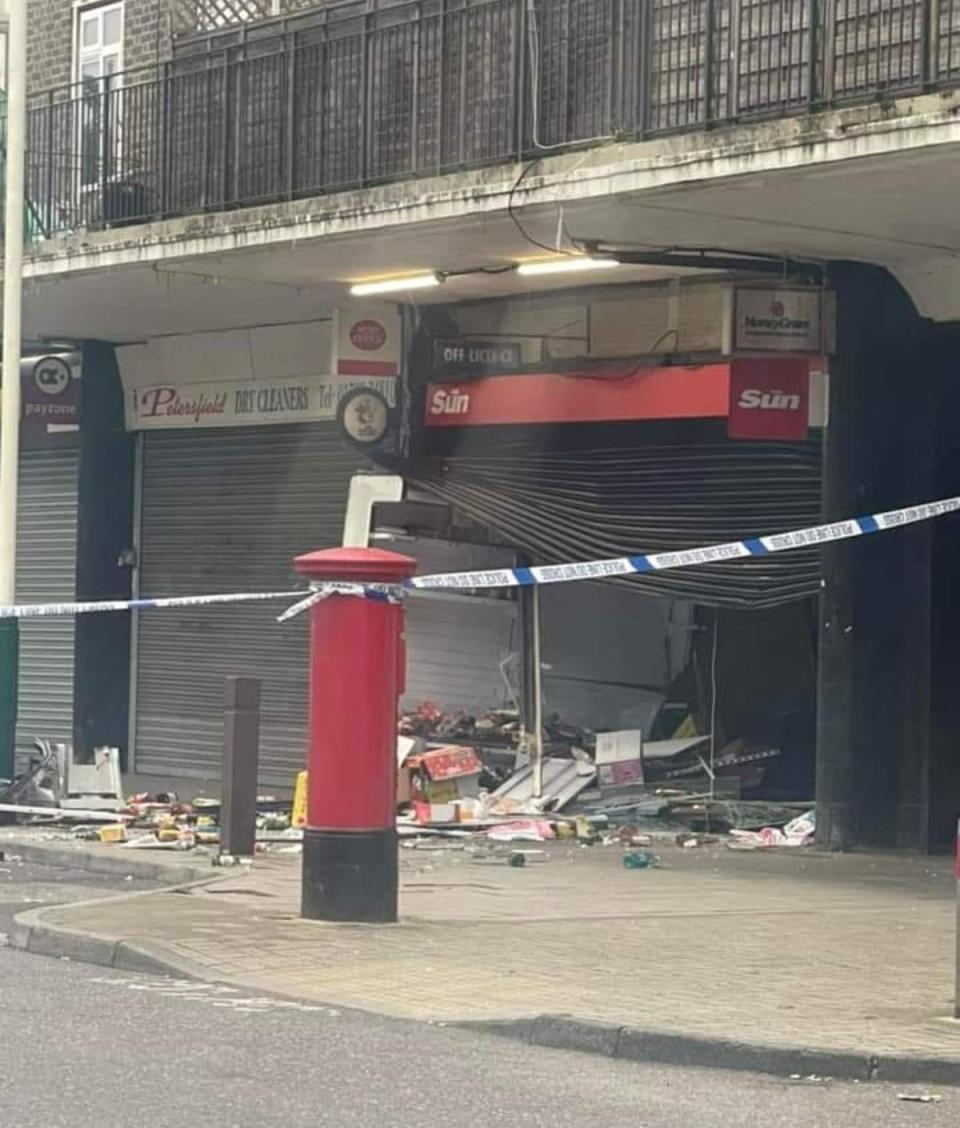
[
  {"x1": 405, "y1": 494, "x2": 960, "y2": 591},
  {"x1": 0, "y1": 590, "x2": 305, "y2": 620},
  {"x1": 276, "y1": 582, "x2": 405, "y2": 623},
  {"x1": 0, "y1": 493, "x2": 958, "y2": 620}
]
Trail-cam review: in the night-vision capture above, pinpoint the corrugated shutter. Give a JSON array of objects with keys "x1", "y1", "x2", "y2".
[
  {"x1": 403, "y1": 594, "x2": 517, "y2": 714},
  {"x1": 386, "y1": 537, "x2": 518, "y2": 715},
  {"x1": 133, "y1": 425, "x2": 366, "y2": 785},
  {"x1": 15, "y1": 447, "x2": 79, "y2": 764},
  {"x1": 411, "y1": 420, "x2": 823, "y2": 608}
]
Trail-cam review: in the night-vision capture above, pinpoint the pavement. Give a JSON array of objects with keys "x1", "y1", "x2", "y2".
[
  {"x1": 0, "y1": 851, "x2": 164, "y2": 936},
  {"x1": 6, "y1": 828, "x2": 960, "y2": 1084},
  {"x1": 3, "y1": 940, "x2": 954, "y2": 1128}
]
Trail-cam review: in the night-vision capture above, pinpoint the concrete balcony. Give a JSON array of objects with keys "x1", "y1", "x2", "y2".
[{"x1": 14, "y1": 0, "x2": 960, "y2": 337}]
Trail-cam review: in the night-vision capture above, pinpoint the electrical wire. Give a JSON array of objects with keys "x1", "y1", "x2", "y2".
[
  {"x1": 507, "y1": 0, "x2": 620, "y2": 258},
  {"x1": 709, "y1": 610, "x2": 719, "y2": 801},
  {"x1": 526, "y1": 0, "x2": 613, "y2": 155},
  {"x1": 507, "y1": 156, "x2": 579, "y2": 257},
  {"x1": 557, "y1": 328, "x2": 682, "y2": 380}
]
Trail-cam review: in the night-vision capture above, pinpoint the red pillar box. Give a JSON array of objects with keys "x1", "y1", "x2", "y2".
[{"x1": 294, "y1": 546, "x2": 417, "y2": 922}]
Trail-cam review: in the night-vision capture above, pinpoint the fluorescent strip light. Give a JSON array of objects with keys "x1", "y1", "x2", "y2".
[
  {"x1": 349, "y1": 273, "x2": 441, "y2": 297},
  {"x1": 516, "y1": 256, "x2": 620, "y2": 277}
]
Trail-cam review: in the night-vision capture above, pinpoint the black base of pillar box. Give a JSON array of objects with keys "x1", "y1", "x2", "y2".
[{"x1": 301, "y1": 827, "x2": 398, "y2": 922}]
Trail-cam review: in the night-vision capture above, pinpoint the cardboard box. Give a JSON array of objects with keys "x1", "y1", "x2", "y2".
[
  {"x1": 414, "y1": 801, "x2": 457, "y2": 824},
  {"x1": 598, "y1": 760, "x2": 645, "y2": 788},
  {"x1": 595, "y1": 729, "x2": 643, "y2": 764},
  {"x1": 595, "y1": 729, "x2": 644, "y2": 788},
  {"x1": 396, "y1": 737, "x2": 422, "y2": 807},
  {"x1": 412, "y1": 745, "x2": 482, "y2": 804}
]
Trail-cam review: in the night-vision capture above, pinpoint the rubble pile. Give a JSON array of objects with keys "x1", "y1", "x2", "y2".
[{"x1": 0, "y1": 711, "x2": 812, "y2": 857}]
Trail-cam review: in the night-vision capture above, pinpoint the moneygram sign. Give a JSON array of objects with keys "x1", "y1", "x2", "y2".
[{"x1": 734, "y1": 288, "x2": 823, "y2": 354}]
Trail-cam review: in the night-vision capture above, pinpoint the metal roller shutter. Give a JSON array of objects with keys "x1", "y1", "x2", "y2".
[
  {"x1": 410, "y1": 421, "x2": 823, "y2": 609},
  {"x1": 397, "y1": 536, "x2": 518, "y2": 715},
  {"x1": 403, "y1": 594, "x2": 517, "y2": 714},
  {"x1": 15, "y1": 447, "x2": 79, "y2": 765},
  {"x1": 133, "y1": 425, "x2": 367, "y2": 785}
]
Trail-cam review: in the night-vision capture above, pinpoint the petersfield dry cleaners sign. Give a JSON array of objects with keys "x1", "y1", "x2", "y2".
[{"x1": 127, "y1": 376, "x2": 397, "y2": 430}]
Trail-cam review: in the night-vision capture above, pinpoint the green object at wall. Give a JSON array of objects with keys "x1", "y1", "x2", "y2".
[
  {"x1": 0, "y1": 91, "x2": 45, "y2": 243},
  {"x1": 0, "y1": 618, "x2": 18, "y2": 782}
]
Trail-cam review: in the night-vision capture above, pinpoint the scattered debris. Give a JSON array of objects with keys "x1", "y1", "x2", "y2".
[
  {"x1": 412, "y1": 745, "x2": 483, "y2": 805},
  {"x1": 623, "y1": 851, "x2": 659, "y2": 869},
  {"x1": 596, "y1": 729, "x2": 645, "y2": 789},
  {"x1": 675, "y1": 832, "x2": 720, "y2": 849},
  {"x1": 618, "y1": 828, "x2": 653, "y2": 848},
  {"x1": 485, "y1": 819, "x2": 555, "y2": 842},
  {"x1": 0, "y1": 700, "x2": 812, "y2": 867},
  {"x1": 468, "y1": 844, "x2": 547, "y2": 867},
  {"x1": 728, "y1": 810, "x2": 816, "y2": 850},
  {"x1": 487, "y1": 757, "x2": 596, "y2": 815}
]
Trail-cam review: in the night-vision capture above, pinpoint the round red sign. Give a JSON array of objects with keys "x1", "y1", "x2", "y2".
[{"x1": 349, "y1": 320, "x2": 387, "y2": 351}]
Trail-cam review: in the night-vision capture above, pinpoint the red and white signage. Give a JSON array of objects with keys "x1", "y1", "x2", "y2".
[
  {"x1": 425, "y1": 359, "x2": 820, "y2": 439},
  {"x1": 425, "y1": 365, "x2": 730, "y2": 427},
  {"x1": 333, "y1": 306, "x2": 402, "y2": 379},
  {"x1": 727, "y1": 357, "x2": 809, "y2": 441}
]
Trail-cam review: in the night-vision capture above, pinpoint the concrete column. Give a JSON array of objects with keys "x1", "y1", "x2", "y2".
[
  {"x1": 73, "y1": 342, "x2": 135, "y2": 766},
  {"x1": 816, "y1": 264, "x2": 934, "y2": 850}
]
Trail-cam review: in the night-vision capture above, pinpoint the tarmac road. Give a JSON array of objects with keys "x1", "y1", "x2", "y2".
[{"x1": 0, "y1": 858, "x2": 955, "y2": 1127}]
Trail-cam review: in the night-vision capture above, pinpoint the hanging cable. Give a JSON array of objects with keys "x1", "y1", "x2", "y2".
[
  {"x1": 507, "y1": 0, "x2": 620, "y2": 257},
  {"x1": 709, "y1": 609, "x2": 719, "y2": 800}
]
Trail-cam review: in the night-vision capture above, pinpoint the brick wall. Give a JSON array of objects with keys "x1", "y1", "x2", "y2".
[{"x1": 27, "y1": 0, "x2": 172, "y2": 98}]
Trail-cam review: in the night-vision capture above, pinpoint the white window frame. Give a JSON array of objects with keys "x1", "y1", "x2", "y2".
[
  {"x1": 74, "y1": 1, "x2": 125, "y2": 86},
  {"x1": 73, "y1": 1, "x2": 125, "y2": 192}
]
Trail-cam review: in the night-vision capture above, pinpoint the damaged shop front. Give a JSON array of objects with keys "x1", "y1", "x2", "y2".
[
  {"x1": 373, "y1": 278, "x2": 832, "y2": 820},
  {"x1": 114, "y1": 312, "x2": 528, "y2": 788}
]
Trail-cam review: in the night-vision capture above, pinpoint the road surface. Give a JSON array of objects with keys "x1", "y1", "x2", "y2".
[{"x1": 0, "y1": 856, "x2": 953, "y2": 1127}]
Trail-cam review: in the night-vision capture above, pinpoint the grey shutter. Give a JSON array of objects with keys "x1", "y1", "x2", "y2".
[
  {"x1": 397, "y1": 537, "x2": 518, "y2": 715},
  {"x1": 133, "y1": 425, "x2": 367, "y2": 785},
  {"x1": 403, "y1": 594, "x2": 517, "y2": 715},
  {"x1": 410, "y1": 422, "x2": 823, "y2": 609},
  {"x1": 15, "y1": 447, "x2": 79, "y2": 765}
]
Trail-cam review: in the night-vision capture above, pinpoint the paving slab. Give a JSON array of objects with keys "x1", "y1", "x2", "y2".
[{"x1": 11, "y1": 836, "x2": 960, "y2": 1081}]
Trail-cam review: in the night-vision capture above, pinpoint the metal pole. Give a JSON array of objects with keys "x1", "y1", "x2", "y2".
[
  {"x1": 220, "y1": 677, "x2": 261, "y2": 859},
  {"x1": 0, "y1": 0, "x2": 27, "y2": 782},
  {"x1": 955, "y1": 816, "x2": 960, "y2": 1019},
  {"x1": 532, "y1": 584, "x2": 544, "y2": 799}
]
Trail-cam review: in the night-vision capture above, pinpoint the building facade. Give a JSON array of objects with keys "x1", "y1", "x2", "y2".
[{"x1": 7, "y1": 0, "x2": 960, "y2": 847}]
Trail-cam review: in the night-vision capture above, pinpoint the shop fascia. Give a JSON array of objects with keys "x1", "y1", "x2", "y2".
[{"x1": 118, "y1": 310, "x2": 401, "y2": 432}]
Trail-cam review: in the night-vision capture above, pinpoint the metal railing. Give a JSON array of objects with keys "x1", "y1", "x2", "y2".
[{"x1": 17, "y1": 0, "x2": 960, "y2": 236}]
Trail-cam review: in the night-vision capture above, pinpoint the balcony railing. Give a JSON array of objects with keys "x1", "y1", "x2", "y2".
[{"x1": 18, "y1": 0, "x2": 960, "y2": 237}]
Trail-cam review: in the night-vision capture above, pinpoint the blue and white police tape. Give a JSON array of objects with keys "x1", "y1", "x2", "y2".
[
  {"x1": 0, "y1": 493, "x2": 958, "y2": 620},
  {"x1": 405, "y1": 494, "x2": 960, "y2": 591},
  {"x1": 276, "y1": 582, "x2": 405, "y2": 623},
  {"x1": 0, "y1": 589, "x2": 305, "y2": 620}
]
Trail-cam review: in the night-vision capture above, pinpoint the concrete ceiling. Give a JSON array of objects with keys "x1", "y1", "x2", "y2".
[{"x1": 22, "y1": 134, "x2": 960, "y2": 343}]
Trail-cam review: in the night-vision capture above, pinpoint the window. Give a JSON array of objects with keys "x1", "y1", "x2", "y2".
[
  {"x1": 75, "y1": 3, "x2": 124, "y2": 84},
  {"x1": 74, "y1": 2, "x2": 125, "y2": 187}
]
